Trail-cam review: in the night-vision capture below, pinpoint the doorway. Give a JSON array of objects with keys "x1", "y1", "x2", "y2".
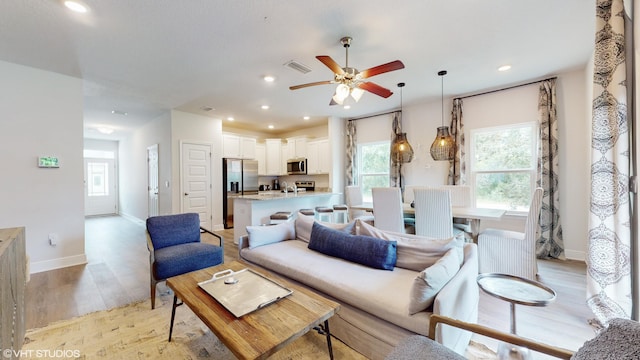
[
  {"x1": 84, "y1": 157, "x2": 117, "y2": 216},
  {"x1": 147, "y1": 144, "x2": 159, "y2": 218},
  {"x1": 181, "y1": 141, "x2": 212, "y2": 229}
]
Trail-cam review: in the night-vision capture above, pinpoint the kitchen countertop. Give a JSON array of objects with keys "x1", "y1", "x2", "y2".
[{"x1": 239, "y1": 190, "x2": 336, "y2": 201}]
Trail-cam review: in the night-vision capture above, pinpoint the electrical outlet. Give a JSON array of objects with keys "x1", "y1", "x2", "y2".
[{"x1": 48, "y1": 233, "x2": 58, "y2": 247}]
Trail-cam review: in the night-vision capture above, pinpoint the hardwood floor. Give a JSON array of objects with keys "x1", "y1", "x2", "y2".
[{"x1": 25, "y1": 215, "x2": 597, "y2": 358}]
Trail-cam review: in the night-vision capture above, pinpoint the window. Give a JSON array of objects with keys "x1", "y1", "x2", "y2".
[
  {"x1": 470, "y1": 122, "x2": 537, "y2": 213},
  {"x1": 357, "y1": 141, "x2": 390, "y2": 202}
]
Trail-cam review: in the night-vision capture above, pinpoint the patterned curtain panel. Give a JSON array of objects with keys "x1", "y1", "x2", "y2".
[
  {"x1": 447, "y1": 99, "x2": 466, "y2": 185},
  {"x1": 587, "y1": 0, "x2": 632, "y2": 326},
  {"x1": 346, "y1": 120, "x2": 357, "y2": 186},
  {"x1": 535, "y1": 79, "x2": 565, "y2": 259},
  {"x1": 389, "y1": 111, "x2": 401, "y2": 188}
]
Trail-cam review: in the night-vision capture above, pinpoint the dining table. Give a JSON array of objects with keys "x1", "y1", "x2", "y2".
[{"x1": 349, "y1": 202, "x2": 506, "y2": 243}]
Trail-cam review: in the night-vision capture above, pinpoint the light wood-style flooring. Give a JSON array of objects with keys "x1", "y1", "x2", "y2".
[{"x1": 25, "y1": 215, "x2": 597, "y2": 358}]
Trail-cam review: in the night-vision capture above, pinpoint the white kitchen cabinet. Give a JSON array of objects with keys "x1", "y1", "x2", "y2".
[
  {"x1": 240, "y1": 137, "x2": 256, "y2": 159},
  {"x1": 222, "y1": 133, "x2": 256, "y2": 159},
  {"x1": 281, "y1": 143, "x2": 289, "y2": 175},
  {"x1": 255, "y1": 143, "x2": 266, "y2": 175},
  {"x1": 287, "y1": 137, "x2": 307, "y2": 159},
  {"x1": 307, "y1": 138, "x2": 330, "y2": 174},
  {"x1": 264, "y1": 139, "x2": 282, "y2": 176}
]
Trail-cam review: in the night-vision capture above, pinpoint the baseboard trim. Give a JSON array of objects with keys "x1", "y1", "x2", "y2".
[
  {"x1": 564, "y1": 249, "x2": 585, "y2": 262},
  {"x1": 30, "y1": 254, "x2": 88, "y2": 274}
]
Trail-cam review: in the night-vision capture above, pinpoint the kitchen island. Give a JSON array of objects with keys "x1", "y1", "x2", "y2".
[{"x1": 232, "y1": 190, "x2": 339, "y2": 244}]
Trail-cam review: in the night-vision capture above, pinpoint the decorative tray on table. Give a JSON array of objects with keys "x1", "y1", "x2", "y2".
[{"x1": 198, "y1": 268, "x2": 293, "y2": 317}]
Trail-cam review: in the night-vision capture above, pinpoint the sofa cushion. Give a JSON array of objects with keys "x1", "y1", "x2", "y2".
[
  {"x1": 246, "y1": 221, "x2": 295, "y2": 249},
  {"x1": 295, "y1": 213, "x2": 356, "y2": 242},
  {"x1": 309, "y1": 222, "x2": 397, "y2": 270},
  {"x1": 356, "y1": 219, "x2": 463, "y2": 271},
  {"x1": 408, "y1": 248, "x2": 460, "y2": 314},
  {"x1": 240, "y1": 239, "x2": 431, "y2": 335}
]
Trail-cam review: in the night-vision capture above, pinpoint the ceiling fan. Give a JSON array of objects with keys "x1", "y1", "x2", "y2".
[{"x1": 289, "y1": 36, "x2": 405, "y2": 105}]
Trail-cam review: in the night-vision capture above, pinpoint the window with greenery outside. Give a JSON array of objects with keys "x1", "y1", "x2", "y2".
[
  {"x1": 358, "y1": 141, "x2": 390, "y2": 202},
  {"x1": 472, "y1": 123, "x2": 536, "y2": 212}
]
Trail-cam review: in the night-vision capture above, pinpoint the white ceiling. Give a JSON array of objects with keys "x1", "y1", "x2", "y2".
[{"x1": 0, "y1": 1, "x2": 595, "y2": 139}]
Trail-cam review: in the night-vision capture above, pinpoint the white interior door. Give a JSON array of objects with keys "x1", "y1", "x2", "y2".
[
  {"x1": 84, "y1": 158, "x2": 117, "y2": 216},
  {"x1": 181, "y1": 142, "x2": 212, "y2": 229},
  {"x1": 147, "y1": 144, "x2": 159, "y2": 218}
]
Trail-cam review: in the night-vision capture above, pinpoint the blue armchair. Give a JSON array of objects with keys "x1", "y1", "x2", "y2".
[{"x1": 146, "y1": 213, "x2": 224, "y2": 309}]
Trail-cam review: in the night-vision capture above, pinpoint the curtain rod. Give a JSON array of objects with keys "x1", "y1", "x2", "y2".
[
  {"x1": 348, "y1": 109, "x2": 400, "y2": 121},
  {"x1": 453, "y1": 76, "x2": 557, "y2": 101}
]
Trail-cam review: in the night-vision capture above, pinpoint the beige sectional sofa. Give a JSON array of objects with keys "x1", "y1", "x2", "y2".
[{"x1": 237, "y1": 214, "x2": 479, "y2": 359}]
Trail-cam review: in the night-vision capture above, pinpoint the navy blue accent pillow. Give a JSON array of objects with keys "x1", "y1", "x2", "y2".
[{"x1": 308, "y1": 222, "x2": 397, "y2": 270}]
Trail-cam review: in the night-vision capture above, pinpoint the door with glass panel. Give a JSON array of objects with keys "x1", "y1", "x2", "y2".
[{"x1": 84, "y1": 158, "x2": 117, "y2": 216}]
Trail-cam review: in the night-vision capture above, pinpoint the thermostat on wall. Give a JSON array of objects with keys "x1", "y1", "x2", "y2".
[{"x1": 38, "y1": 156, "x2": 59, "y2": 168}]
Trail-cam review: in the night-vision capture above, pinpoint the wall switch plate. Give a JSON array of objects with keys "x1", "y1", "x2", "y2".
[{"x1": 48, "y1": 233, "x2": 58, "y2": 247}]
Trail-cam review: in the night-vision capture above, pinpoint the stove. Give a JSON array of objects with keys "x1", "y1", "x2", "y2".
[{"x1": 295, "y1": 180, "x2": 315, "y2": 191}]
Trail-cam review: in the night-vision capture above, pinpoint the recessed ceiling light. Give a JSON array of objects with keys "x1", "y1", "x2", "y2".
[
  {"x1": 111, "y1": 110, "x2": 127, "y2": 116},
  {"x1": 227, "y1": 117, "x2": 234, "y2": 121},
  {"x1": 344, "y1": 105, "x2": 351, "y2": 110},
  {"x1": 64, "y1": 1, "x2": 88, "y2": 13},
  {"x1": 303, "y1": 116, "x2": 310, "y2": 120},
  {"x1": 261, "y1": 105, "x2": 270, "y2": 110},
  {"x1": 97, "y1": 127, "x2": 114, "y2": 135},
  {"x1": 498, "y1": 65, "x2": 512, "y2": 72},
  {"x1": 264, "y1": 75, "x2": 275, "y2": 82},
  {"x1": 268, "y1": 124, "x2": 274, "y2": 129}
]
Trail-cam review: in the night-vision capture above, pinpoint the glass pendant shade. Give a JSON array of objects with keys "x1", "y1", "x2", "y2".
[
  {"x1": 391, "y1": 132, "x2": 415, "y2": 164},
  {"x1": 430, "y1": 126, "x2": 455, "y2": 161}
]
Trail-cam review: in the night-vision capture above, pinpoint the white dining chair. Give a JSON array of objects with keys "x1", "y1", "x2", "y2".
[
  {"x1": 413, "y1": 187, "x2": 455, "y2": 238},
  {"x1": 440, "y1": 185, "x2": 472, "y2": 237},
  {"x1": 345, "y1": 185, "x2": 374, "y2": 223},
  {"x1": 477, "y1": 187, "x2": 544, "y2": 280},
  {"x1": 372, "y1": 187, "x2": 405, "y2": 233}
]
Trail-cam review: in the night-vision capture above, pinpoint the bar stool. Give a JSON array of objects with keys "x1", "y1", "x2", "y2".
[
  {"x1": 315, "y1": 206, "x2": 334, "y2": 223},
  {"x1": 299, "y1": 209, "x2": 315, "y2": 216},
  {"x1": 332, "y1": 204, "x2": 348, "y2": 223},
  {"x1": 270, "y1": 211, "x2": 293, "y2": 224}
]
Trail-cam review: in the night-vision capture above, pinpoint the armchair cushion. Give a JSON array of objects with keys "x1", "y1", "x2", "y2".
[
  {"x1": 153, "y1": 242, "x2": 224, "y2": 280},
  {"x1": 308, "y1": 222, "x2": 397, "y2": 270},
  {"x1": 146, "y1": 213, "x2": 201, "y2": 250},
  {"x1": 571, "y1": 318, "x2": 640, "y2": 360}
]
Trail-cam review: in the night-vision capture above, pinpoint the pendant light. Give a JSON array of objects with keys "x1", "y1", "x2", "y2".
[
  {"x1": 430, "y1": 70, "x2": 455, "y2": 161},
  {"x1": 391, "y1": 82, "x2": 414, "y2": 164}
]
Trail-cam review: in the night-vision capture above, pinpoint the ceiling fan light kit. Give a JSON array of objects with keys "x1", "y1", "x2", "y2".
[
  {"x1": 430, "y1": 70, "x2": 456, "y2": 161},
  {"x1": 290, "y1": 36, "x2": 405, "y2": 106}
]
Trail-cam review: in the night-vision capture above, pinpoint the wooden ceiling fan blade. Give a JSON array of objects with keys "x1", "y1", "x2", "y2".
[
  {"x1": 316, "y1": 56, "x2": 345, "y2": 75},
  {"x1": 289, "y1": 80, "x2": 333, "y2": 90},
  {"x1": 359, "y1": 60, "x2": 405, "y2": 79},
  {"x1": 358, "y1": 82, "x2": 393, "y2": 98}
]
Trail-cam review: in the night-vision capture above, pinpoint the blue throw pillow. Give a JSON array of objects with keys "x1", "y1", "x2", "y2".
[{"x1": 308, "y1": 222, "x2": 397, "y2": 270}]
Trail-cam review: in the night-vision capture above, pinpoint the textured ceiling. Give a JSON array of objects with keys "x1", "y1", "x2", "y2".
[{"x1": 0, "y1": 1, "x2": 595, "y2": 139}]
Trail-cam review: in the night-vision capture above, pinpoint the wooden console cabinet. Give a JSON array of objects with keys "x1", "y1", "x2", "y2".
[{"x1": 0, "y1": 227, "x2": 26, "y2": 358}]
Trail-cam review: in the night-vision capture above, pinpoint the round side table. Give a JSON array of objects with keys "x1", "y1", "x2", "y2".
[{"x1": 477, "y1": 273, "x2": 556, "y2": 359}]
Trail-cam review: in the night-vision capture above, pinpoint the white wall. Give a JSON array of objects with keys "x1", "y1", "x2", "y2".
[
  {"x1": 170, "y1": 110, "x2": 223, "y2": 228},
  {"x1": 0, "y1": 60, "x2": 86, "y2": 273},
  {"x1": 119, "y1": 112, "x2": 172, "y2": 222},
  {"x1": 398, "y1": 70, "x2": 590, "y2": 261}
]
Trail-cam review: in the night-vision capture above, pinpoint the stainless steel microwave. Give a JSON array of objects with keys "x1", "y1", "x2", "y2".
[{"x1": 287, "y1": 158, "x2": 307, "y2": 175}]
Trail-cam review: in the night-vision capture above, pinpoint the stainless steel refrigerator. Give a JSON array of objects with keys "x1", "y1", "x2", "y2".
[{"x1": 223, "y1": 158, "x2": 259, "y2": 229}]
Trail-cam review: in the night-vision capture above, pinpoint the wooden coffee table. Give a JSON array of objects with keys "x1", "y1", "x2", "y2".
[{"x1": 166, "y1": 260, "x2": 341, "y2": 359}]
